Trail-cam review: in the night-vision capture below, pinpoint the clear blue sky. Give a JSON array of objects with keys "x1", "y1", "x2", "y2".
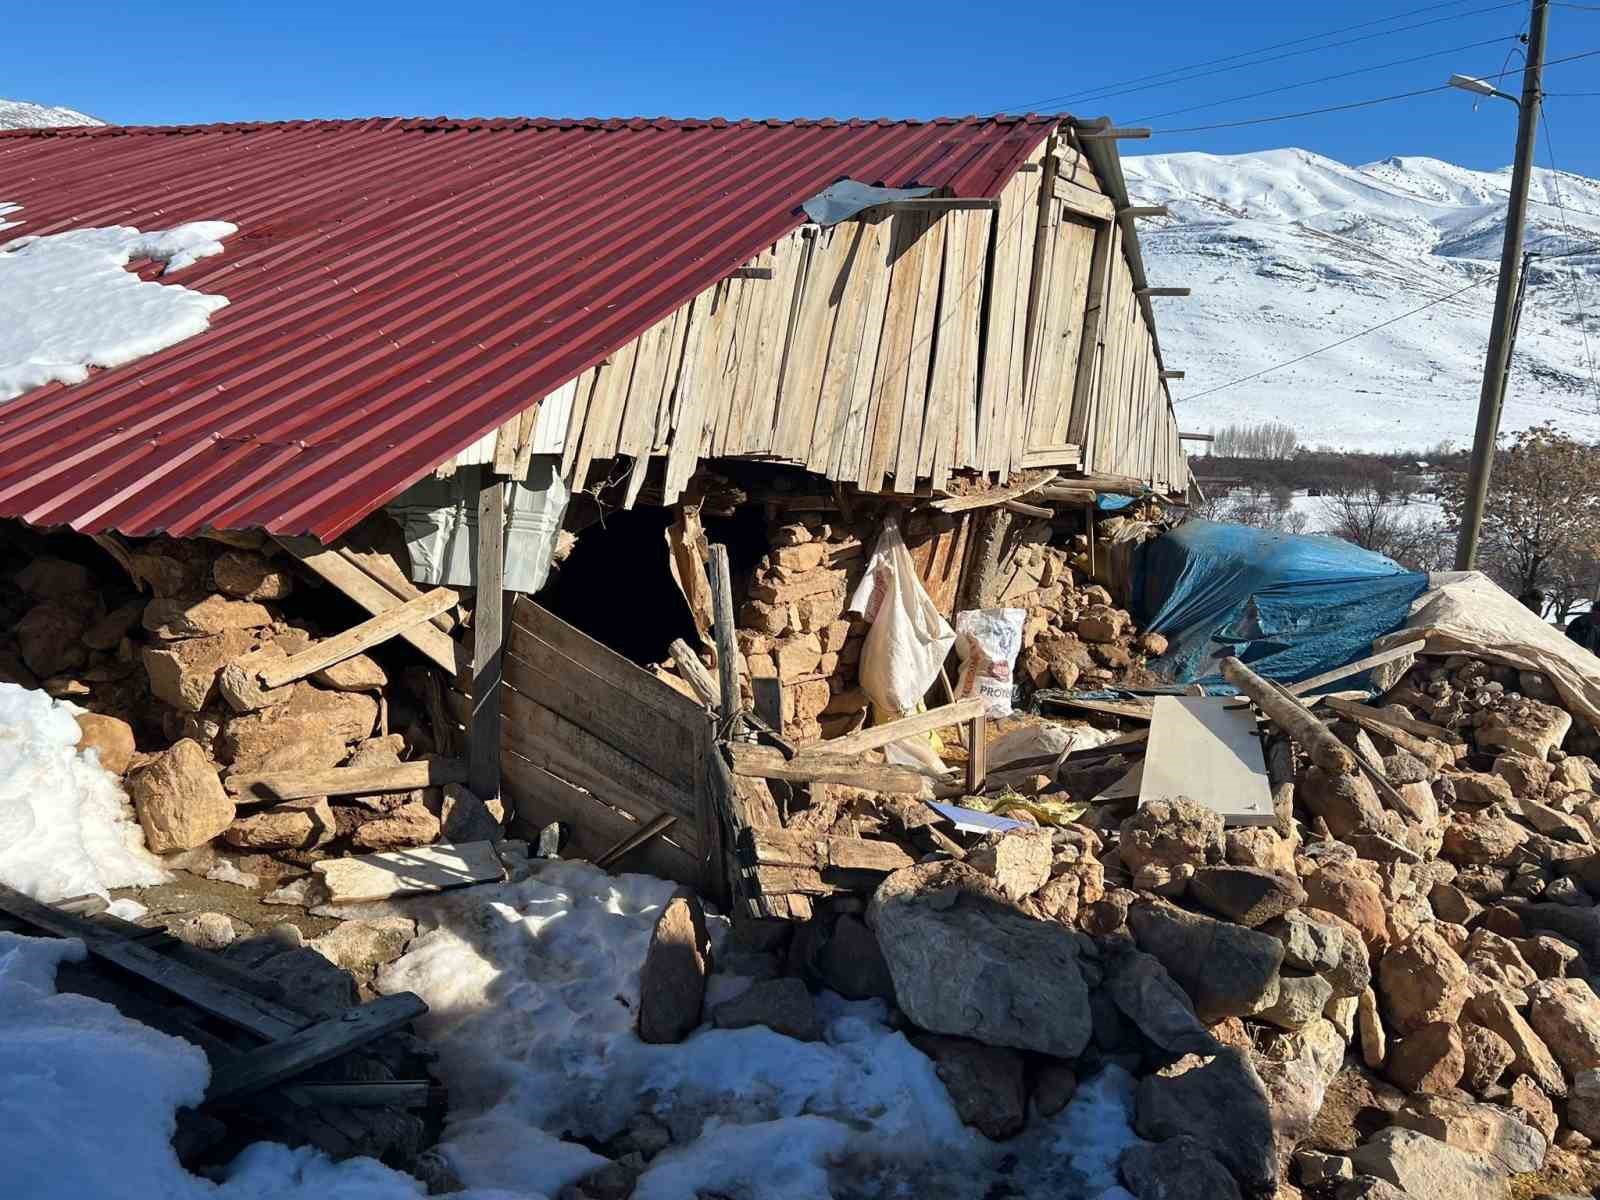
[{"x1": 11, "y1": 0, "x2": 1600, "y2": 174}]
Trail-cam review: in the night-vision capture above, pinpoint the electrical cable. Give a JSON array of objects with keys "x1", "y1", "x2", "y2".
[
  {"x1": 996, "y1": 1, "x2": 1523, "y2": 114},
  {"x1": 1147, "y1": 48, "x2": 1600, "y2": 134},
  {"x1": 1173, "y1": 277, "x2": 1495, "y2": 404},
  {"x1": 1535, "y1": 110, "x2": 1600, "y2": 407},
  {"x1": 1130, "y1": 35, "x2": 1519, "y2": 124}
]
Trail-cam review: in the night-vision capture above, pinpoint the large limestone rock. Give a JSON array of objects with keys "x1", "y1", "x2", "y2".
[
  {"x1": 1476, "y1": 697, "x2": 1572, "y2": 760},
  {"x1": 1264, "y1": 911, "x2": 1344, "y2": 974},
  {"x1": 638, "y1": 893, "x2": 712, "y2": 1044},
  {"x1": 438, "y1": 784, "x2": 504, "y2": 844},
  {"x1": 1119, "y1": 1135, "x2": 1244, "y2": 1200},
  {"x1": 1526, "y1": 977, "x2": 1600, "y2": 1076},
  {"x1": 218, "y1": 683, "x2": 378, "y2": 768},
  {"x1": 1102, "y1": 945, "x2": 1215, "y2": 1055},
  {"x1": 1301, "y1": 767, "x2": 1386, "y2": 838},
  {"x1": 127, "y1": 739, "x2": 234, "y2": 852},
  {"x1": 1391, "y1": 1095, "x2": 1546, "y2": 1175},
  {"x1": 1567, "y1": 1068, "x2": 1600, "y2": 1141},
  {"x1": 74, "y1": 712, "x2": 135, "y2": 776},
  {"x1": 1464, "y1": 990, "x2": 1567, "y2": 1097},
  {"x1": 1512, "y1": 901, "x2": 1600, "y2": 965},
  {"x1": 143, "y1": 629, "x2": 258, "y2": 712},
  {"x1": 710, "y1": 977, "x2": 821, "y2": 1041},
  {"x1": 1253, "y1": 1017, "x2": 1346, "y2": 1164},
  {"x1": 1460, "y1": 1021, "x2": 1516, "y2": 1094},
  {"x1": 143, "y1": 594, "x2": 273, "y2": 639},
  {"x1": 909, "y1": 1034, "x2": 1028, "y2": 1141},
  {"x1": 350, "y1": 800, "x2": 440, "y2": 850},
  {"x1": 868, "y1": 861, "x2": 1093, "y2": 1058},
  {"x1": 1253, "y1": 973, "x2": 1334, "y2": 1031},
  {"x1": 1375, "y1": 926, "x2": 1470, "y2": 1036},
  {"x1": 965, "y1": 828, "x2": 1052, "y2": 902},
  {"x1": 1348, "y1": 1128, "x2": 1511, "y2": 1200},
  {"x1": 1307, "y1": 1066, "x2": 1406, "y2": 1154},
  {"x1": 1460, "y1": 927, "x2": 1538, "y2": 992},
  {"x1": 223, "y1": 797, "x2": 336, "y2": 850},
  {"x1": 1385, "y1": 1022, "x2": 1464, "y2": 1094},
  {"x1": 212, "y1": 549, "x2": 294, "y2": 600},
  {"x1": 1442, "y1": 813, "x2": 1529, "y2": 866},
  {"x1": 312, "y1": 653, "x2": 388, "y2": 692},
  {"x1": 1129, "y1": 898, "x2": 1284, "y2": 1022},
  {"x1": 1190, "y1": 865, "x2": 1307, "y2": 928},
  {"x1": 1136, "y1": 1048, "x2": 1279, "y2": 1194},
  {"x1": 1305, "y1": 907, "x2": 1374, "y2": 998},
  {"x1": 15, "y1": 603, "x2": 90, "y2": 678},
  {"x1": 1302, "y1": 864, "x2": 1388, "y2": 952},
  {"x1": 1119, "y1": 797, "x2": 1223, "y2": 873},
  {"x1": 217, "y1": 643, "x2": 296, "y2": 713}
]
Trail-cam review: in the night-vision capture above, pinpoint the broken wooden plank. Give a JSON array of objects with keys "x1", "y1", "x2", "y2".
[
  {"x1": 743, "y1": 863, "x2": 889, "y2": 898},
  {"x1": 592, "y1": 812, "x2": 678, "y2": 869},
  {"x1": 1287, "y1": 639, "x2": 1428, "y2": 697},
  {"x1": 311, "y1": 842, "x2": 504, "y2": 904},
  {"x1": 1040, "y1": 695, "x2": 1155, "y2": 721},
  {"x1": 1036, "y1": 485, "x2": 1099, "y2": 505},
  {"x1": 259, "y1": 587, "x2": 458, "y2": 688},
  {"x1": 470, "y1": 479, "x2": 506, "y2": 802},
  {"x1": 708, "y1": 543, "x2": 743, "y2": 737},
  {"x1": 226, "y1": 759, "x2": 470, "y2": 804},
  {"x1": 274, "y1": 536, "x2": 460, "y2": 675},
  {"x1": 1139, "y1": 696, "x2": 1274, "y2": 825},
  {"x1": 1220, "y1": 655, "x2": 1355, "y2": 776},
  {"x1": 1003, "y1": 499, "x2": 1055, "y2": 520},
  {"x1": 668, "y1": 637, "x2": 719, "y2": 708},
  {"x1": 929, "y1": 471, "x2": 1059, "y2": 514},
  {"x1": 0, "y1": 882, "x2": 305, "y2": 1041},
  {"x1": 726, "y1": 744, "x2": 931, "y2": 794},
  {"x1": 738, "y1": 828, "x2": 914, "y2": 873},
  {"x1": 1319, "y1": 694, "x2": 1462, "y2": 746},
  {"x1": 816, "y1": 697, "x2": 986, "y2": 757},
  {"x1": 205, "y1": 992, "x2": 429, "y2": 1102}
]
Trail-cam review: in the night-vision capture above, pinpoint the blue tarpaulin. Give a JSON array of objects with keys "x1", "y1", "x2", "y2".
[{"x1": 1132, "y1": 519, "x2": 1429, "y2": 688}]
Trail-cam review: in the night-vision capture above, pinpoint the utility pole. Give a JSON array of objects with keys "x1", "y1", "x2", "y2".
[{"x1": 1454, "y1": 0, "x2": 1551, "y2": 570}]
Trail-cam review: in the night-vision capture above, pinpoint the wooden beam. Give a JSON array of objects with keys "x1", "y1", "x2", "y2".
[
  {"x1": 1220, "y1": 655, "x2": 1355, "y2": 776},
  {"x1": 818, "y1": 697, "x2": 986, "y2": 757},
  {"x1": 1003, "y1": 498, "x2": 1055, "y2": 520},
  {"x1": 593, "y1": 813, "x2": 678, "y2": 869},
  {"x1": 738, "y1": 828, "x2": 914, "y2": 874},
  {"x1": 1320, "y1": 696, "x2": 1458, "y2": 764},
  {"x1": 1319, "y1": 694, "x2": 1460, "y2": 744},
  {"x1": 930, "y1": 470, "x2": 1059, "y2": 514},
  {"x1": 728, "y1": 267, "x2": 774, "y2": 280},
  {"x1": 1137, "y1": 287, "x2": 1192, "y2": 298},
  {"x1": 1040, "y1": 695, "x2": 1155, "y2": 720},
  {"x1": 1077, "y1": 126, "x2": 1152, "y2": 140},
  {"x1": 205, "y1": 993, "x2": 429, "y2": 1102},
  {"x1": 226, "y1": 758, "x2": 470, "y2": 803},
  {"x1": 668, "y1": 637, "x2": 719, "y2": 708},
  {"x1": 1037, "y1": 484, "x2": 1099, "y2": 504},
  {"x1": 470, "y1": 479, "x2": 505, "y2": 801},
  {"x1": 1287, "y1": 639, "x2": 1427, "y2": 697},
  {"x1": 1119, "y1": 204, "x2": 1169, "y2": 218},
  {"x1": 275, "y1": 536, "x2": 460, "y2": 675},
  {"x1": 871, "y1": 197, "x2": 1001, "y2": 212},
  {"x1": 708, "y1": 544, "x2": 743, "y2": 738},
  {"x1": 258, "y1": 587, "x2": 458, "y2": 688},
  {"x1": 726, "y1": 744, "x2": 931, "y2": 793}
]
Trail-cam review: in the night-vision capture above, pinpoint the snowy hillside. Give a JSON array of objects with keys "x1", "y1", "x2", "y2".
[
  {"x1": 0, "y1": 97, "x2": 101, "y2": 130},
  {"x1": 1124, "y1": 148, "x2": 1600, "y2": 452}
]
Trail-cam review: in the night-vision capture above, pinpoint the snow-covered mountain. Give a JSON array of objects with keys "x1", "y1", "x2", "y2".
[
  {"x1": 0, "y1": 97, "x2": 101, "y2": 130},
  {"x1": 1124, "y1": 148, "x2": 1600, "y2": 452}
]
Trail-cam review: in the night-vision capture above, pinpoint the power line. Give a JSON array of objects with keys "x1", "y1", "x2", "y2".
[
  {"x1": 1174, "y1": 277, "x2": 1494, "y2": 404},
  {"x1": 1131, "y1": 35, "x2": 1518, "y2": 124},
  {"x1": 1148, "y1": 48, "x2": 1600, "y2": 134},
  {"x1": 998, "y1": 1, "x2": 1523, "y2": 114},
  {"x1": 1536, "y1": 110, "x2": 1600, "y2": 407}
]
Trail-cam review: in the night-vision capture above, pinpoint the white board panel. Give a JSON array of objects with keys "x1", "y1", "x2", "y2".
[{"x1": 1138, "y1": 696, "x2": 1274, "y2": 826}]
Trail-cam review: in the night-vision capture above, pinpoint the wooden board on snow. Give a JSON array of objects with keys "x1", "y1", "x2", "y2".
[
  {"x1": 1138, "y1": 696, "x2": 1274, "y2": 826},
  {"x1": 312, "y1": 841, "x2": 504, "y2": 903}
]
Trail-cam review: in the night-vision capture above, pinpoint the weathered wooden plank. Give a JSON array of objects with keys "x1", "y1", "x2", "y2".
[
  {"x1": 274, "y1": 537, "x2": 460, "y2": 676},
  {"x1": 470, "y1": 480, "x2": 505, "y2": 801},
  {"x1": 708, "y1": 544, "x2": 743, "y2": 737},
  {"x1": 1287, "y1": 639, "x2": 1428, "y2": 697},
  {"x1": 930, "y1": 470, "x2": 1058, "y2": 514},
  {"x1": 226, "y1": 759, "x2": 470, "y2": 803},
  {"x1": 205, "y1": 993, "x2": 429, "y2": 1101},
  {"x1": 312, "y1": 842, "x2": 505, "y2": 903},
  {"x1": 738, "y1": 828, "x2": 915, "y2": 873},
  {"x1": 259, "y1": 587, "x2": 458, "y2": 688},
  {"x1": 818, "y1": 697, "x2": 985, "y2": 757},
  {"x1": 0, "y1": 883, "x2": 306, "y2": 1041},
  {"x1": 725, "y1": 744, "x2": 931, "y2": 793}
]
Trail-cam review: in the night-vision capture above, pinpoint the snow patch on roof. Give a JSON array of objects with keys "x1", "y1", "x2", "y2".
[{"x1": 0, "y1": 211, "x2": 236, "y2": 402}]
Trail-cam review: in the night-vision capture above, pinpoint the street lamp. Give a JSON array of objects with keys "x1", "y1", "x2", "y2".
[{"x1": 1448, "y1": 73, "x2": 1521, "y2": 108}]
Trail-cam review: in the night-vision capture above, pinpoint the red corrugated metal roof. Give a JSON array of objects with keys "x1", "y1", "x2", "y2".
[{"x1": 0, "y1": 114, "x2": 1059, "y2": 540}]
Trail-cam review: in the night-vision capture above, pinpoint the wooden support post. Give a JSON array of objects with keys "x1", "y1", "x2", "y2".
[
  {"x1": 965, "y1": 715, "x2": 987, "y2": 793},
  {"x1": 1136, "y1": 287, "x2": 1192, "y2": 298},
  {"x1": 707, "y1": 544, "x2": 745, "y2": 739},
  {"x1": 668, "y1": 637, "x2": 719, "y2": 708},
  {"x1": 470, "y1": 477, "x2": 505, "y2": 801}
]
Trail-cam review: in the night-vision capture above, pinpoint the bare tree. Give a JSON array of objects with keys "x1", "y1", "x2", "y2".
[
  {"x1": 1211, "y1": 421, "x2": 1299, "y2": 460},
  {"x1": 1196, "y1": 485, "x2": 1310, "y2": 534}
]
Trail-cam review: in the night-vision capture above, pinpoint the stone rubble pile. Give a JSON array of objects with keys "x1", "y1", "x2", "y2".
[
  {"x1": 618, "y1": 651, "x2": 1600, "y2": 1200},
  {"x1": 2, "y1": 538, "x2": 491, "y2": 882}
]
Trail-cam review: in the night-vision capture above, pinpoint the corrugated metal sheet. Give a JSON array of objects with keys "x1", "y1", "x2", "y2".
[{"x1": 0, "y1": 114, "x2": 1059, "y2": 540}]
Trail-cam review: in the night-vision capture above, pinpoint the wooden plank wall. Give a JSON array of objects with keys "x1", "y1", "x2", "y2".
[
  {"x1": 501, "y1": 597, "x2": 713, "y2": 887},
  {"x1": 472, "y1": 137, "x2": 1188, "y2": 499}
]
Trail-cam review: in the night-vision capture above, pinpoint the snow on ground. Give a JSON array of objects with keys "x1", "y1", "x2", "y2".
[
  {"x1": 0, "y1": 683, "x2": 168, "y2": 902},
  {"x1": 0, "y1": 930, "x2": 514, "y2": 1200},
  {"x1": 0, "y1": 207, "x2": 236, "y2": 401},
  {"x1": 375, "y1": 861, "x2": 1144, "y2": 1200},
  {"x1": 1283, "y1": 490, "x2": 1445, "y2": 534},
  {"x1": 1124, "y1": 148, "x2": 1600, "y2": 452}
]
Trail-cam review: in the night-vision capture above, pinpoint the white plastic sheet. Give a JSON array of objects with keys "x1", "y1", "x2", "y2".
[
  {"x1": 1373, "y1": 570, "x2": 1600, "y2": 727},
  {"x1": 847, "y1": 521, "x2": 956, "y2": 717},
  {"x1": 953, "y1": 607, "x2": 1026, "y2": 718}
]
